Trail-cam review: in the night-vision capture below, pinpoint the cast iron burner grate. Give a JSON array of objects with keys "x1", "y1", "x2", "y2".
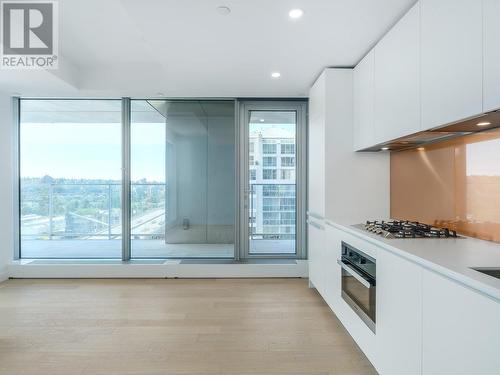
[{"x1": 364, "y1": 220, "x2": 458, "y2": 239}]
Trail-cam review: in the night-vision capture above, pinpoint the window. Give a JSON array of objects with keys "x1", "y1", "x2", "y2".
[
  {"x1": 262, "y1": 143, "x2": 277, "y2": 154},
  {"x1": 280, "y1": 169, "x2": 295, "y2": 180},
  {"x1": 19, "y1": 99, "x2": 122, "y2": 258},
  {"x1": 263, "y1": 198, "x2": 280, "y2": 211},
  {"x1": 249, "y1": 155, "x2": 255, "y2": 165},
  {"x1": 263, "y1": 169, "x2": 277, "y2": 180},
  {"x1": 281, "y1": 157, "x2": 295, "y2": 167},
  {"x1": 250, "y1": 169, "x2": 256, "y2": 180},
  {"x1": 263, "y1": 157, "x2": 277, "y2": 167},
  {"x1": 246, "y1": 108, "x2": 302, "y2": 253},
  {"x1": 249, "y1": 142, "x2": 255, "y2": 153},
  {"x1": 19, "y1": 99, "x2": 236, "y2": 260},
  {"x1": 281, "y1": 143, "x2": 295, "y2": 154},
  {"x1": 263, "y1": 212, "x2": 280, "y2": 225},
  {"x1": 280, "y1": 212, "x2": 295, "y2": 225}
]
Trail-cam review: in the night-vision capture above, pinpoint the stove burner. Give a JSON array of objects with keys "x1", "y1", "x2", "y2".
[{"x1": 364, "y1": 220, "x2": 458, "y2": 239}]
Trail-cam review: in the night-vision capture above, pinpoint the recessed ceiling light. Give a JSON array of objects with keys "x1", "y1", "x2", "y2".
[
  {"x1": 260, "y1": 119, "x2": 265, "y2": 122},
  {"x1": 476, "y1": 121, "x2": 491, "y2": 126},
  {"x1": 217, "y1": 6, "x2": 231, "y2": 15},
  {"x1": 271, "y1": 72, "x2": 281, "y2": 78},
  {"x1": 417, "y1": 147, "x2": 425, "y2": 151},
  {"x1": 381, "y1": 147, "x2": 390, "y2": 151},
  {"x1": 289, "y1": 9, "x2": 304, "y2": 19}
]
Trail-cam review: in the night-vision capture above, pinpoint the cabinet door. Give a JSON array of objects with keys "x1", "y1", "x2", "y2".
[
  {"x1": 374, "y1": 2, "x2": 420, "y2": 143},
  {"x1": 376, "y1": 251, "x2": 422, "y2": 375},
  {"x1": 353, "y1": 49, "x2": 375, "y2": 151},
  {"x1": 483, "y1": 0, "x2": 500, "y2": 112},
  {"x1": 422, "y1": 270, "x2": 500, "y2": 374},
  {"x1": 323, "y1": 225, "x2": 342, "y2": 310},
  {"x1": 307, "y1": 219, "x2": 325, "y2": 292},
  {"x1": 308, "y1": 75, "x2": 325, "y2": 217},
  {"x1": 421, "y1": 0, "x2": 482, "y2": 129}
]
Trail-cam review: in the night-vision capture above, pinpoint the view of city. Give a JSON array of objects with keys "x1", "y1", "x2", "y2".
[
  {"x1": 248, "y1": 111, "x2": 297, "y2": 254},
  {"x1": 19, "y1": 100, "x2": 298, "y2": 258}
]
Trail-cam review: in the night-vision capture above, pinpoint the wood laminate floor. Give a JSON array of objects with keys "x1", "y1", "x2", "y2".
[{"x1": 0, "y1": 278, "x2": 377, "y2": 375}]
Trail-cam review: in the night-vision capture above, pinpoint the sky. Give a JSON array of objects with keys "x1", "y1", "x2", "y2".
[
  {"x1": 21, "y1": 121, "x2": 297, "y2": 182},
  {"x1": 21, "y1": 122, "x2": 166, "y2": 181}
]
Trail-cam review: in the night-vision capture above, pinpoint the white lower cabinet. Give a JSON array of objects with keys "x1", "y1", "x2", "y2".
[
  {"x1": 376, "y1": 250, "x2": 422, "y2": 375},
  {"x1": 309, "y1": 227, "x2": 500, "y2": 375},
  {"x1": 323, "y1": 225, "x2": 342, "y2": 310},
  {"x1": 307, "y1": 219, "x2": 326, "y2": 293},
  {"x1": 422, "y1": 269, "x2": 500, "y2": 375}
]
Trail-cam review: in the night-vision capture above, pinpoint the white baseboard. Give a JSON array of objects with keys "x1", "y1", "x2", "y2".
[{"x1": 8, "y1": 260, "x2": 308, "y2": 279}]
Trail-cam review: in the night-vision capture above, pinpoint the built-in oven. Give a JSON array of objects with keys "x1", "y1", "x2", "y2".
[{"x1": 338, "y1": 241, "x2": 376, "y2": 333}]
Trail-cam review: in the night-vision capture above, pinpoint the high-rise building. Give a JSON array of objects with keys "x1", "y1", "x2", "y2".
[{"x1": 249, "y1": 128, "x2": 296, "y2": 241}]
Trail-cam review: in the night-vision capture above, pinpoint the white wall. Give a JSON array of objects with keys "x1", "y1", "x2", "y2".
[
  {"x1": 323, "y1": 69, "x2": 390, "y2": 222},
  {"x1": 0, "y1": 92, "x2": 13, "y2": 281}
]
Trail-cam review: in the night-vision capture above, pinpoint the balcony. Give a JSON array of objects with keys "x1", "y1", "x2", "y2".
[
  {"x1": 20, "y1": 182, "x2": 296, "y2": 258},
  {"x1": 248, "y1": 183, "x2": 296, "y2": 255}
]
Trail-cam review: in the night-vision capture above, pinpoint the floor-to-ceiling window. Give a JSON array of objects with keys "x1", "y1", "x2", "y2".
[
  {"x1": 130, "y1": 100, "x2": 235, "y2": 258},
  {"x1": 19, "y1": 100, "x2": 122, "y2": 258},
  {"x1": 17, "y1": 98, "x2": 304, "y2": 260}
]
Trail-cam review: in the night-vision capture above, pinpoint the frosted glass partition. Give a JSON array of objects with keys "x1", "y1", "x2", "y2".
[{"x1": 130, "y1": 100, "x2": 235, "y2": 258}]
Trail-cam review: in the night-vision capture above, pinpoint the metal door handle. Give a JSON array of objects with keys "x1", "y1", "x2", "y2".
[
  {"x1": 337, "y1": 259, "x2": 372, "y2": 288},
  {"x1": 307, "y1": 219, "x2": 324, "y2": 230}
]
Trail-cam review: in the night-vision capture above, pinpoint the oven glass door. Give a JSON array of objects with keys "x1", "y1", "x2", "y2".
[{"x1": 339, "y1": 258, "x2": 376, "y2": 332}]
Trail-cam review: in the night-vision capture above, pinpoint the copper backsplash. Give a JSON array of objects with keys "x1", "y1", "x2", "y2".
[{"x1": 391, "y1": 128, "x2": 500, "y2": 243}]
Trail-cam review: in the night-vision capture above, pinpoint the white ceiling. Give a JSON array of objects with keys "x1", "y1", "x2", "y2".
[{"x1": 0, "y1": 0, "x2": 416, "y2": 98}]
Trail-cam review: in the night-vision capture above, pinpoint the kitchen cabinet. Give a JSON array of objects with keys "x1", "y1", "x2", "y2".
[
  {"x1": 307, "y1": 218, "x2": 326, "y2": 293},
  {"x1": 376, "y1": 250, "x2": 422, "y2": 375},
  {"x1": 308, "y1": 73, "x2": 326, "y2": 218},
  {"x1": 420, "y1": 0, "x2": 482, "y2": 129},
  {"x1": 323, "y1": 224, "x2": 342, "y2": 310},
  {"x1": 483, "y1": 0, "x2": 500, "y2": 112},
  {"x1": 353, "y1": 49, "x2": 375, "y2": 150},
  {"x1": 422, "y1": 269, "x2": 500, "y2": 374},
  {"x1": 374, "y1": 2, "x2": 420, "y2": 143}
]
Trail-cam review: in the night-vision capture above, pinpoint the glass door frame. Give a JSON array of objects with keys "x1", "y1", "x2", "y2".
[{"x1": 237, "y1": 100, "x2": 307, "y2": 260}]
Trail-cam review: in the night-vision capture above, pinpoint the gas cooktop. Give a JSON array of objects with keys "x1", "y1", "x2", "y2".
[{"x1": 359, "y1": 220, "x2": 459, "y2": 239}]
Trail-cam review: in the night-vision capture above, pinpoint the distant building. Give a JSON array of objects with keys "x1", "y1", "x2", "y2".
[{"x1": 249, "y1": 128, "x2": 296, "y2": 240}]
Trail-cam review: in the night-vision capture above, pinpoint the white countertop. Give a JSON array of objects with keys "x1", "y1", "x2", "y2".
[{"x1": 325, "y1": 220, "x2": 500, "y2": 302}]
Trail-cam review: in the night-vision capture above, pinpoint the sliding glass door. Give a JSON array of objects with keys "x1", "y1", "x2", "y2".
[{"x1": 239, "y1": 102, "x2": 307, "y2": 258}]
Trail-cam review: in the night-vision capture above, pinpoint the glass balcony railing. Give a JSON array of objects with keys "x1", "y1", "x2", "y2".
[
  {"x1": 248, "y1": 183, "x2": 296, "y2": 241},
  {"x1": 20, "y1": 182, "x2": 166, "y2": 240}
]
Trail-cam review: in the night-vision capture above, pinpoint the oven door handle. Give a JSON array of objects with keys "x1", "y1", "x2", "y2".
[{"x1": 337, "y1": 259, "x2": 373, "y2": 288}]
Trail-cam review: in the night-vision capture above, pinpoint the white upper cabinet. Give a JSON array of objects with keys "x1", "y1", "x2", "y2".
[
  {"x1": 353, "y1": 49, "x2": 375, "y2": 150},
  {"x1": 374, "y1": 2, "x2": 420, "y2": 143},
  {"x1": 483, "y1": 0, "x2": 500, "y2": 112},
  {"x1": 420, "y1": 0, "x2": 483, "y2": 129}
]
